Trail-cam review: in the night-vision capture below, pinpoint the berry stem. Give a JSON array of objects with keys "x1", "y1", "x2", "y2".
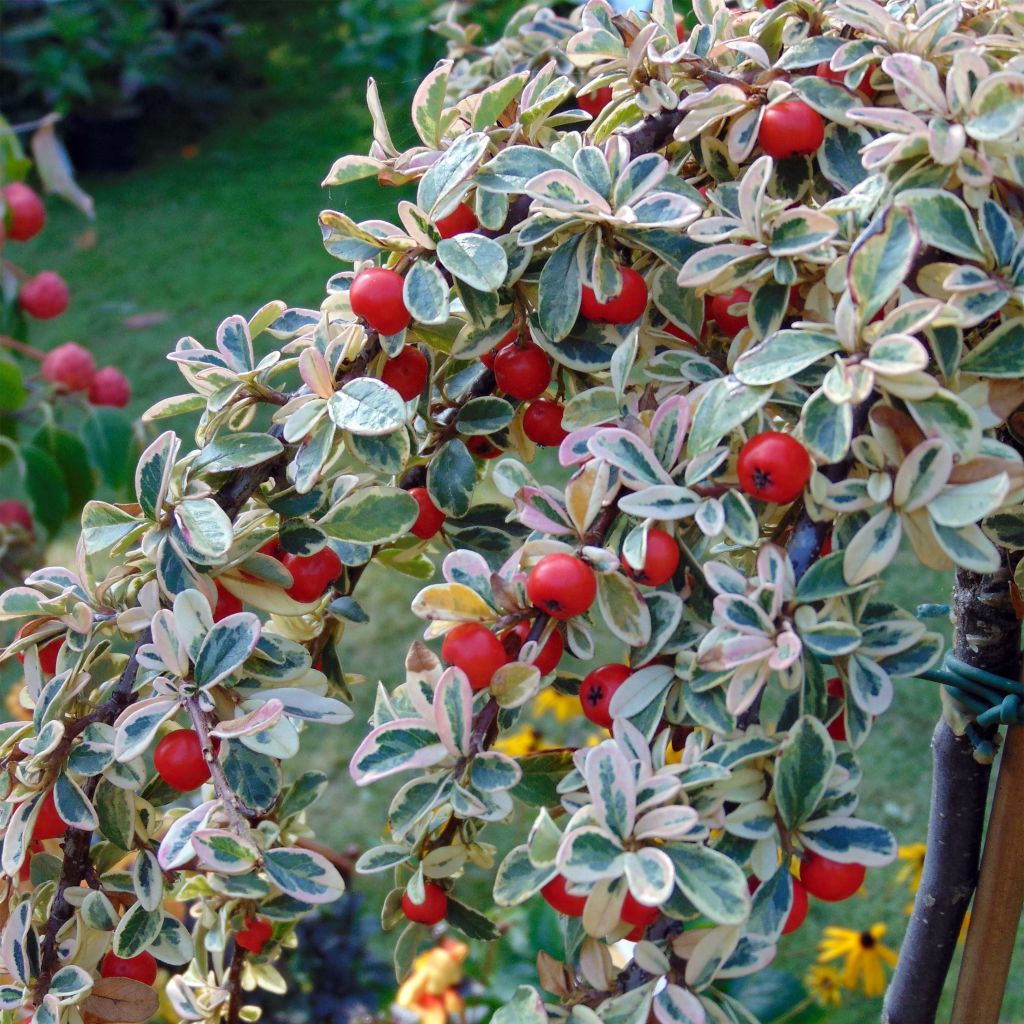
[{"x1": 0, "y1": 333, "x2": 45, "y2": 361}]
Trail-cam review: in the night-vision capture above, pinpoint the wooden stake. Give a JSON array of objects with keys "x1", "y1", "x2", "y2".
[{"x1": 951, "y1": 722, "x2": 1024, "y2": 1024}]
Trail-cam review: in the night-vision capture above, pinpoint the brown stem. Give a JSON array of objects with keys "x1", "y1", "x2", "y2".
[
  {"x1": 184, "y1": 695, "x2": 255, "y2": 834},
  {"x1": 35, "y1": 638, "x2": 148, "y2": 999},
  {"x1": 883, "y1": 559, "x2": 1021, "y2": 1024},
  {"x1": 225, "y1": 947, "x2": 245, "y2": 1024},
  {"x1": 0, "y1": 333, "x2": 45, "y2": 361}
]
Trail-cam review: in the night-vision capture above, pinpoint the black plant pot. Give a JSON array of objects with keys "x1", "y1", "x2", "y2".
[{"x1": 64, "y1": 106, "x2": 143, "y2": 174}]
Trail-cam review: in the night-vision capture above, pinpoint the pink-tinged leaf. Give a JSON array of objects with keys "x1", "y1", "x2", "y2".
[
  {"x1": 650, "y1": 395, "x2": 691, "y2": 468},
  {"x1": 700, "y1": 631, "x2": 774, "y2": 671},
  {"x1": 584, "y1": 741, "x2": 636, "y2": 841},
  {"x1": 158, "y1": 800, "x2": 217, "y2": 871},
  {"x1": 726, "y1": 661, "x2": 771, "y2": 715},
  {"x1": 770, "y1": 629, "x2": 803, "y2": 670},
  {"x1": 299, "y1": 347, "x2": 336, "y2": 399},
  {"x1": 209, "y1": 700, "x2": 284, "y2": 738},
  {"x1": 349, "y1": 719, "x2": 447, "y2": 785},
  {"x1": 433, "y1": 668, "x2": 473, "y2": 757},
  {"x1": 514, "y1": 488, "x2": 575, "y2": 535}
]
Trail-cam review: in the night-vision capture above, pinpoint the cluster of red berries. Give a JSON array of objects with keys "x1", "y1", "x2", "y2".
[
  {"x1": 39, "y1": 342, "x2": 132, "y2": 408},
  {"x1": 442, "y1": 618, "x2": 565, "y2": 692},
  {"x1": 2, "y1": 183, "x2": 69, "y2": 320},
  {"x1": 540, "y1": 876, "x2": 656, "y2": 940},
  {"x1": 753, "y1": 852, "x2": 868, "y2": 936}
]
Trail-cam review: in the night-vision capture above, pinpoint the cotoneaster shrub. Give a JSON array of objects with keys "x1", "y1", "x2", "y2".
[{"x1": 1, "y1": 2, "x2": 1023, "y2": 1024}]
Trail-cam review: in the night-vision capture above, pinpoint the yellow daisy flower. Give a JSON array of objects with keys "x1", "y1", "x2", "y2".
[
  {"x1": 805, "y1": 964, "x2": 844, "y2": 1008},
  {"x1": 817, "y1": 923, "x2": 898, "y2": 998},
  {"x1": 534, "y1": 688, "x2": 579, "y2": 723},
  {"x1": 897, "y1": 843, "x2": 926, "y2": 893}
]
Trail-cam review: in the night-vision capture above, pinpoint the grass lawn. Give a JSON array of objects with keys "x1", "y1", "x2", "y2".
[{"x1": 7, "y1": 5, "x2": 1023, "y2": 1021}]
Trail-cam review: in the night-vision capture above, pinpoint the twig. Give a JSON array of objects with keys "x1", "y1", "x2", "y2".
[
  {"x1": 225, "y1": 947, "x2": 245, "y2": 1024},
  {"x1": 35, "y1": 638, "x2": 148, "y2": 999},
  {"x1": 184, "y1": 695, "x2": 255, "y2": 835},
  {"x1": 0, "y1": 334, "x2": 45, "y2": 361}
]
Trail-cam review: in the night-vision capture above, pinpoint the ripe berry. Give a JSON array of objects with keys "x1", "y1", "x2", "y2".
[
  {"x1": 784, "y1": 879, "x2": 809, "y2": 934},
  {"x1": 664, "y1": 322, "x2": 698, "y2": 346},
  {"x1": 19, "y1": 271, "x2": 70, "y2": 320},
  {"x1": 625, "y1": 923, "x2": 647, "y2": 942},
  {"x1": 493, "y1": 342, "x2": 552, "y2": 401},
  {"x1": 0, "y1": 499, "x2": 33, "y2": 535},
  {"x1": 580, "y1": 267, "x2": 648, "y2": 324},
  {"x1": 523, "y1": 399, "x2": 568, "y2": 447},
  {"x1": 816, "y1": 61, "x2": 874, "y2": 100},
  {"x1": 578, "y1": 87, "x2": 612, "y2": 118},
  {"x1": 281, "y1": 547, "x2": 343, "y2": 604},
  {"x1": 541, "y1": 875, "x2": 587, "y2": 916},
  {"x1": 101, "y1": 951, "x2": 157, "y2": 986},
  {"x1": 709, "y1": 288, "x2": 751, "y2": 338},
  {"x1": 441, "y1": 623, "x2": 508, "y2": 691},
  {"x1": 409, "y1": 487, "x2": 445, "y2": 540},
  {"x1": 41, "y1": 342, "x2": 96, "y2": 392},
  {"x1": 153, "y1": 729, "x2": 212, "y2": 792},
  {"x1": 758, "y1": 100, "x2": 825, "y2": 159},
  {"x1": 800, "y1": 852, "x2": 866, "y2": 902},
  {"x1": 579, "y1": 664, "x2": 630, "y2": 729},
  {"x1": 622, "y1": 892, "x2": 659, "y2": 927},
  {"x1": 402, "y1": 882, "x2": 448, "y2": 925},
  {"x1": 503, "y1": 620, "x2": 564, "y2": 675},
  {"x1": 737, "y1": 431, "x2": 812, "y2": 504},
  {"x1": 213, "y1": 582, "x2": 243, "y2": 622},
  {"x1": 526, "y1": 553, "x2": 597, "y2": 620},
  {"x1": 349, "y1": 268, "x2": 411, "y2": 336},
  {"x1": 236, "y1": 915, "x2": 273, "y2": 954},
  {"x1": 16, "y1": 626, "x2": 63, "y2": 675},
  {"x1": 381, "y1": 346, "x2": 429, "y2": 401},
  {"x1": 435, "y1": 203, "x2": 478, "y2": 238},
  {"x1": 88, "y1": 367, "x2": 131, "y2": 408},
  {"x1": 32, "y1": 790, "x2": 67, "y2": 841},
  {"x1": 2, "y1": 182, "x2": 46, "y2": 241},
  {"x1": 622, "y1": 529, "x2": 679, "y2": 587},
  {"x1": 467, "y1": 435, "x2": 502, "y2": 459},
  {"x1": 827, "y1": 677, "x2": 847, "y2": 742}
]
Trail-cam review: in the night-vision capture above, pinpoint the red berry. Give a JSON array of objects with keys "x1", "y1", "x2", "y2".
[
  {"x1": 213, "y1": 582, "x2": 243, "y2": 622},
  {"x1": 820, "y1": 532, "x2": 833, "y2": 558},
  {"x1": 827, "y1": 677, "x2": 847, "y2": 742},
  {"x1": 494, "y1": 342, "x2": 552, "y2": 401},
  {"x1": 664, "y1": 322, "x2": 697, "y2": 346},
  {"x1": 622, "y1": 892, "x2": 659, "y2": 927},
  {"x1": 0, "y1": 500, "x2": 33, "y2": 535},
  {"x1": 153, "y1": 729, "x2": 212, "y2": 792},
  {"x1": 523, "y1": 399, "x2": 568, "y2": 447},
  {"x1": 281, "y1": 547, "x2": 343, "y2": 604},
  {"x1": 435, "y1": 203, "x2": 478, "y2": 239},
  {"x1": 541, "y1": 875, "x2": 587, "y2": 916},
  {"x1": 625, "y1": 923, "x2": 647, "y2": 941},
  {"x1": 579, "y1": 664, "x2": 630, "y2": 729},
  {"x1": 349, "y1": 268, "x2": 411, "y2": 336},
  {"x1": 578, "y1": 87, "x2": 612, "y2": 118},
  {"x1": 709, "y1": 288, "x2": 751, "y2": 338},
  {"x1": 503, "y1": 620, "x2": 564, "y2": 675},
  {"x1": 381, "y1": 347, "x2": 429, "y2": 401},
  {"x1": 758, "y1": 100, "x2": 825, "y2": 159},
  {"x1": 2, "y1": 183, "x2": 46, "y2": 241},
  {"x1": 526, "y1": 553, "x2": 597, "y2": 621},
  {"x1": 409, "y1": 487, "x2": 445, "y2": 540},
  {"x1": 783, "y1": 879, "x2": 809, "y2": 934},
  {"x1": 800, "y1": 852, "x2": 866, "y2": 902},
  {"x1": 88, "y1": 367, "x2": 131, "y2": 408},
  {"x1": 737, "y1": 431, "x2": 812, "y2": 504},
  {"x1": 402, "y1": 882, "x2": 448, "y2": 925},
  {"x1": 622, "y1": 528, "x2": 679, "y2": 587},
  {"x1": 816, "y1": 61, "x2": 874, "y2": 100},
  {"x1": 32, "y1": 790, "x2": 67, "y2": 841},
  {"x1": 101, "y1": 951, "x2": 157, "y2": 986},
  {"x1": 236, "y1": 915, "x2": 273, "y2": 954},
  {"x1": 19, "y1": 271, "x2": 69, "y2": 320},
  {"x1": 40, "y1": 342, "x2": 95, "y2": 392},
  {"x1": 441, "y1": 623, "x2": 508, "y2": 691},
  {"x1": 580, "y1": 267, "x2": 648, "y2": 325},
  {"x1": 467, "y1": 435, "x2": 502, "y2": 459},
  {"x1": 15, "y1": 625, "x2": 63, "y2": 674}
]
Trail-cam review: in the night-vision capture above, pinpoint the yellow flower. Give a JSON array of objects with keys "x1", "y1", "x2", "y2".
[
  {"x1": 897, "y1": 843, "x2": 926, "y2": 893},
  {"x1": 534, "y1": 688, "x2": 579, "y2": 723},
  {"x1": 395, "y1": 938, "x2": 469, "y2": 1023},
  {"x1": 817, "y1": 923, "x2": 898, "y2": 998},
  {"x1": 805, "y1": 964, "x2": 844, "y2": 1008},
  {"x1": 495, "y1": 725, "x2": 545, "y2": 756}
]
